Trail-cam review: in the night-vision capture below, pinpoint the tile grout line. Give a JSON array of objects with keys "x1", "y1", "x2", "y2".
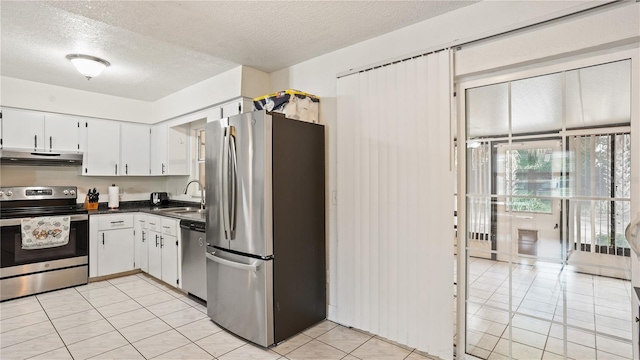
[
  {"x1": 73, "y1": 281, "x2": 149, "y2": 360},
  {"x1": 20, "y1": 292, "x2": 74, "y2": 360},
  {"x1": 105, "y1": 274, "x2": 244, "y2": 359},
  {"x1": 90, "y1": 280, "x2": 209, "y2": 360},
  {"x1": 480, "y1": 260, "x2": 515, "y2": 358},
  {"x1": 106, "y1": 276, "x2": 229, "y2": 359},
  {"x1": 15, "y1": 274, "x2": 482, "y2": 360},
  {"x1": 313, "y1": 330, "x2": 369, "y2": 357},
  {"x1": 41, "y1": 276, "x2": 187, "y2": 359}
]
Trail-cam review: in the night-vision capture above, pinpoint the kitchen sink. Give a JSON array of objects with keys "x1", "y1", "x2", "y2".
[
  {"x1": 173, "y1": 209, "x2": 207, "y2": 214},
  {"x1": 151, "y1": 207, "x2": 206, "y2": 221},
  {"x1": 152, "y1": 207, "x2": 201, "y2": 213}
]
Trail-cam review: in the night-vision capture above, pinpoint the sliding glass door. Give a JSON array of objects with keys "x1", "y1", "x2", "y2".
[{"x1": 459, "y1": 55, "x2": 636, "y2": 359}]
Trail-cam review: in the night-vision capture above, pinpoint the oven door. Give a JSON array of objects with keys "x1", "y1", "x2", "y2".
[{"x1": 0, "y1": 214, "x2": 88, "y2": 276}]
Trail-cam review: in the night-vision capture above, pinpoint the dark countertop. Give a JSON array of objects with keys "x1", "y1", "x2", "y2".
[{"x1": 86, "y1": 200, "x2": 205, "y2": 223}]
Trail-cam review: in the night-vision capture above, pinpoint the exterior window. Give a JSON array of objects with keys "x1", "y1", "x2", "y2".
[{"x1": 506, "y1": 148, "x2": 554, "y2": 213}]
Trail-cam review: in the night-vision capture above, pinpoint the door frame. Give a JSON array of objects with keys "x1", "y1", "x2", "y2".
[{"x1": 456, "y1": 47, "x2": 640, "y2": 359}]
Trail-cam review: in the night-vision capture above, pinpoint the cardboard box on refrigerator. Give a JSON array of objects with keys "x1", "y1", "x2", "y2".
[{"x1": 253, "y1": 89, "x2": 320, "y2": 123}]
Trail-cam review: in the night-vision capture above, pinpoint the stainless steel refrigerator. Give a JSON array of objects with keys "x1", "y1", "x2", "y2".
[{"x1": 205, "y1": 110, "x2": 326, "y2": 347}]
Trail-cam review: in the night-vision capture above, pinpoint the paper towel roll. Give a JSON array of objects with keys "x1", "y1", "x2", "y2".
[{"x1": 108, "y1": 184, "x2": 120, "y2": 209}]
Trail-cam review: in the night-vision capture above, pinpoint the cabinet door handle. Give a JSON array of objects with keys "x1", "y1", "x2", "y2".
[
  {"x1": 142, "y1": 231, "x2": 145, "y2": 242},
  {"x1": 160, "y1": 236, "x2": 164, "y2": 248},
  {"x1": 102, "y1": 233, "x2": 105, "y2": 245},
  {"x1": 162, "y1": 163, "x2": 165, "y2": 174},
  {"x1": 34, "y1": 135, "x2": 38, "y2": 150},
  {"x1": 125, "y1": 164, "x2": 128, "y2": 175},
  {"x1": 49, "y1": 136, "x2": 53, "y2": 150},
  {"x1": 156, "y1": 234, "x2": 159, "y2": 247},
  {"x1": 115, "y1": 164, "x2": 118, "y2": 175}
]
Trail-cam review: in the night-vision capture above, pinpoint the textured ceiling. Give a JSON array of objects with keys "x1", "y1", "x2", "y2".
[{"x1": 1, "y1": 1, "x2": 476, "y2": 101}]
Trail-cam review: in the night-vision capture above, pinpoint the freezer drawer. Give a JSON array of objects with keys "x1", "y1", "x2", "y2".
[{"x1": 206, "y1": 249, "x2": 273, "y2": 347}]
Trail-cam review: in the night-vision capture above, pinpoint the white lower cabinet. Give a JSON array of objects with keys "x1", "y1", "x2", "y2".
[
  {"x1": 134, "y1": 214, "x2": 149, "y2": 272},
  {"x1": 161, "y1": 233, "x2": 178, "y2": 286},
  {"x1": 147, "y1": 230, "x2": 162, "y2": 279},
  {"x1": 147, "y1": 215, "x2": 180, "y2": 287},
  {"x1": 97, "y1": 228, "x2": 134, "y2": 276},
  {"x1": 90, "y1": 213, "x2": 180, "y2": 287},
  {"x1": 89, "y1": 214, "x2": 135, "y2": 277}
]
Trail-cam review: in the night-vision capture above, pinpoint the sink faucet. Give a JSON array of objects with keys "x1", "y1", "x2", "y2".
[{"x1": 183, "y1": 180, "x2": 205, "y2": 210}]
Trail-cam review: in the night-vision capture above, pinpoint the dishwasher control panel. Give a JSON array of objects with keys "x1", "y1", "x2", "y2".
[{"x1": 180, "y1": 219, "x2": 205, "y2": 232}]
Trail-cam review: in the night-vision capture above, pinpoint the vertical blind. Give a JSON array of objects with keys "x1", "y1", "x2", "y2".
[{"x1": 336, "y1": 50, "x2": 454, "y2": 359}]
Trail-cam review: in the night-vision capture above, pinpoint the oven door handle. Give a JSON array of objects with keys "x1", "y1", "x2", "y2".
[{"x1": 0, "y1": 214, "x2": 88, "y2": 226}]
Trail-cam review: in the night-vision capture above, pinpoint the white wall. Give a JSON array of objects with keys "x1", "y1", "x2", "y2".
[
  {"x1": 456, "y1": 2, "x2": 640, "y2": 77},
  {"x1": 241, "y1": 66, "x2": 271, "y2": 100},
  {"x1": 151, "y1": 66, "x2": 243, "y2": 122},
  {"x1": 0, "y1": 76, "x2": 152, "y2": 123},
  {"x1": 152, "y1": 65, "x2": 270, "y2": 123},
  {"x1": 269, "y1": 0, "x2": 638, "y2": 336},
  {"x1": 0, "y1": 165, "x2": 167, "y2": 204}
]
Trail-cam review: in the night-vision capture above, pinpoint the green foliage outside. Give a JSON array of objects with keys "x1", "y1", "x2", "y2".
[{"x1": 508, "y1": 149, "x2": 553, "y2": 213}]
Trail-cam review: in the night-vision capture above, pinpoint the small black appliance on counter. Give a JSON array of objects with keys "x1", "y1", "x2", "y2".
[{"x1": 150, "y1": 192, "x2": 169, "y2": 206}]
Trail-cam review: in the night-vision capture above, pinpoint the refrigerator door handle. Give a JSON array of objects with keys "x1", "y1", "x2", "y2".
[
  {"x1": 228, "y1": 128, "x2": 238, "y2": 240},
  {"x1": 221, "y1": 127, "x2": 231, "y2": 240},
  {"x1": 206, "y1": 252, "x2": 259, "y2": 272}
]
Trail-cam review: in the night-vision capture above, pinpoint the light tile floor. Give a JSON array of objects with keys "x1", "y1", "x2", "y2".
[
  {"x1": 463, "y1": 257, "x2": 634, "y2": 360},
  {"x1": 0, "y1": 273, "x2": 436, "y2": 360}
]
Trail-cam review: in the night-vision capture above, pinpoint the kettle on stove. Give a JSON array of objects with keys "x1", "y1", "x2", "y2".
[{"x1": 150, "y1": 192, "x2": 169, "y2": 206}]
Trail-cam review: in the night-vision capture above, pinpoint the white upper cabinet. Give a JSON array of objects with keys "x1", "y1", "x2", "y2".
[
  {"x1": 221, "y1": 100, "x2": 243, "y2": 119},
  {"x1": 2, "y1": 108, "x2": 45, "y2": 150},
  {"x1": 150, "y1": 123, "x2": 168, "y2": 175},
  {"x1": 151, "y1": 122, "x2": 189, "y2": 176},
  {"x1": 2, "y1": 109, "x2": 80, "y2": 152},
  {"x1": 83, "y1": 119, "x2": 120, "y2": 176},
  {"x1": 44, "y1": 114, "x2": 81, "y2": 152},
  {"x1": 211, "y1": 99, "x2": 252, "y2": 122},
  {"x1": 167, "y1": 124, "x2": 189, "y2": 175},
  {"x1": 121, "y1": 123, "x2": 151, "y2": 175}
]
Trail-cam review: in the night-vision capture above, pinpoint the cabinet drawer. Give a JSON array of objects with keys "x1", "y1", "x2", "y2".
[
  {"x1": 161, "y1": 218, "x2": 178, "y2": 236},
  {"x1": 135, "y1": 215, "x2": 148, "y2": 229},
  {"x1": 97, "y1": 214, "x2": 133, "y2": 230},
  {"x1": 147, "y1": 216, "x2": 161, "y2": 232}
]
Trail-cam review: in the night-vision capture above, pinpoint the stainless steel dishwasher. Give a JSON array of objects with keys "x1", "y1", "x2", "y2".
[{"x1": 180, "y1": 219, "x2": 207, "y2": 301}]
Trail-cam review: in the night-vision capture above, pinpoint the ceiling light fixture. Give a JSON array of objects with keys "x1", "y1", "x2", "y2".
[{"x1": 66, "y1": 54, "x2": 110, "y2": 80}]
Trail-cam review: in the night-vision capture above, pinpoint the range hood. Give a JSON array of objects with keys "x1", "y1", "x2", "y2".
[{"x1": 0, "y1": 148, "x2": 83, "y2": 166}]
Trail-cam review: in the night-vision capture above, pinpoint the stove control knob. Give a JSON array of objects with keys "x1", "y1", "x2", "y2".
[
  {"x1": 5, "y1": 191, "x2": 12, "y2": 197},
  {"x1": 63, "y1": 190, "x2": 69, "y2": 195},
  {"x1": 69, "y1": 189, "x2": 76, "y2": 196},
  {"x1": 0, "y1": 191, "x2": 4, "y2": 197}
]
